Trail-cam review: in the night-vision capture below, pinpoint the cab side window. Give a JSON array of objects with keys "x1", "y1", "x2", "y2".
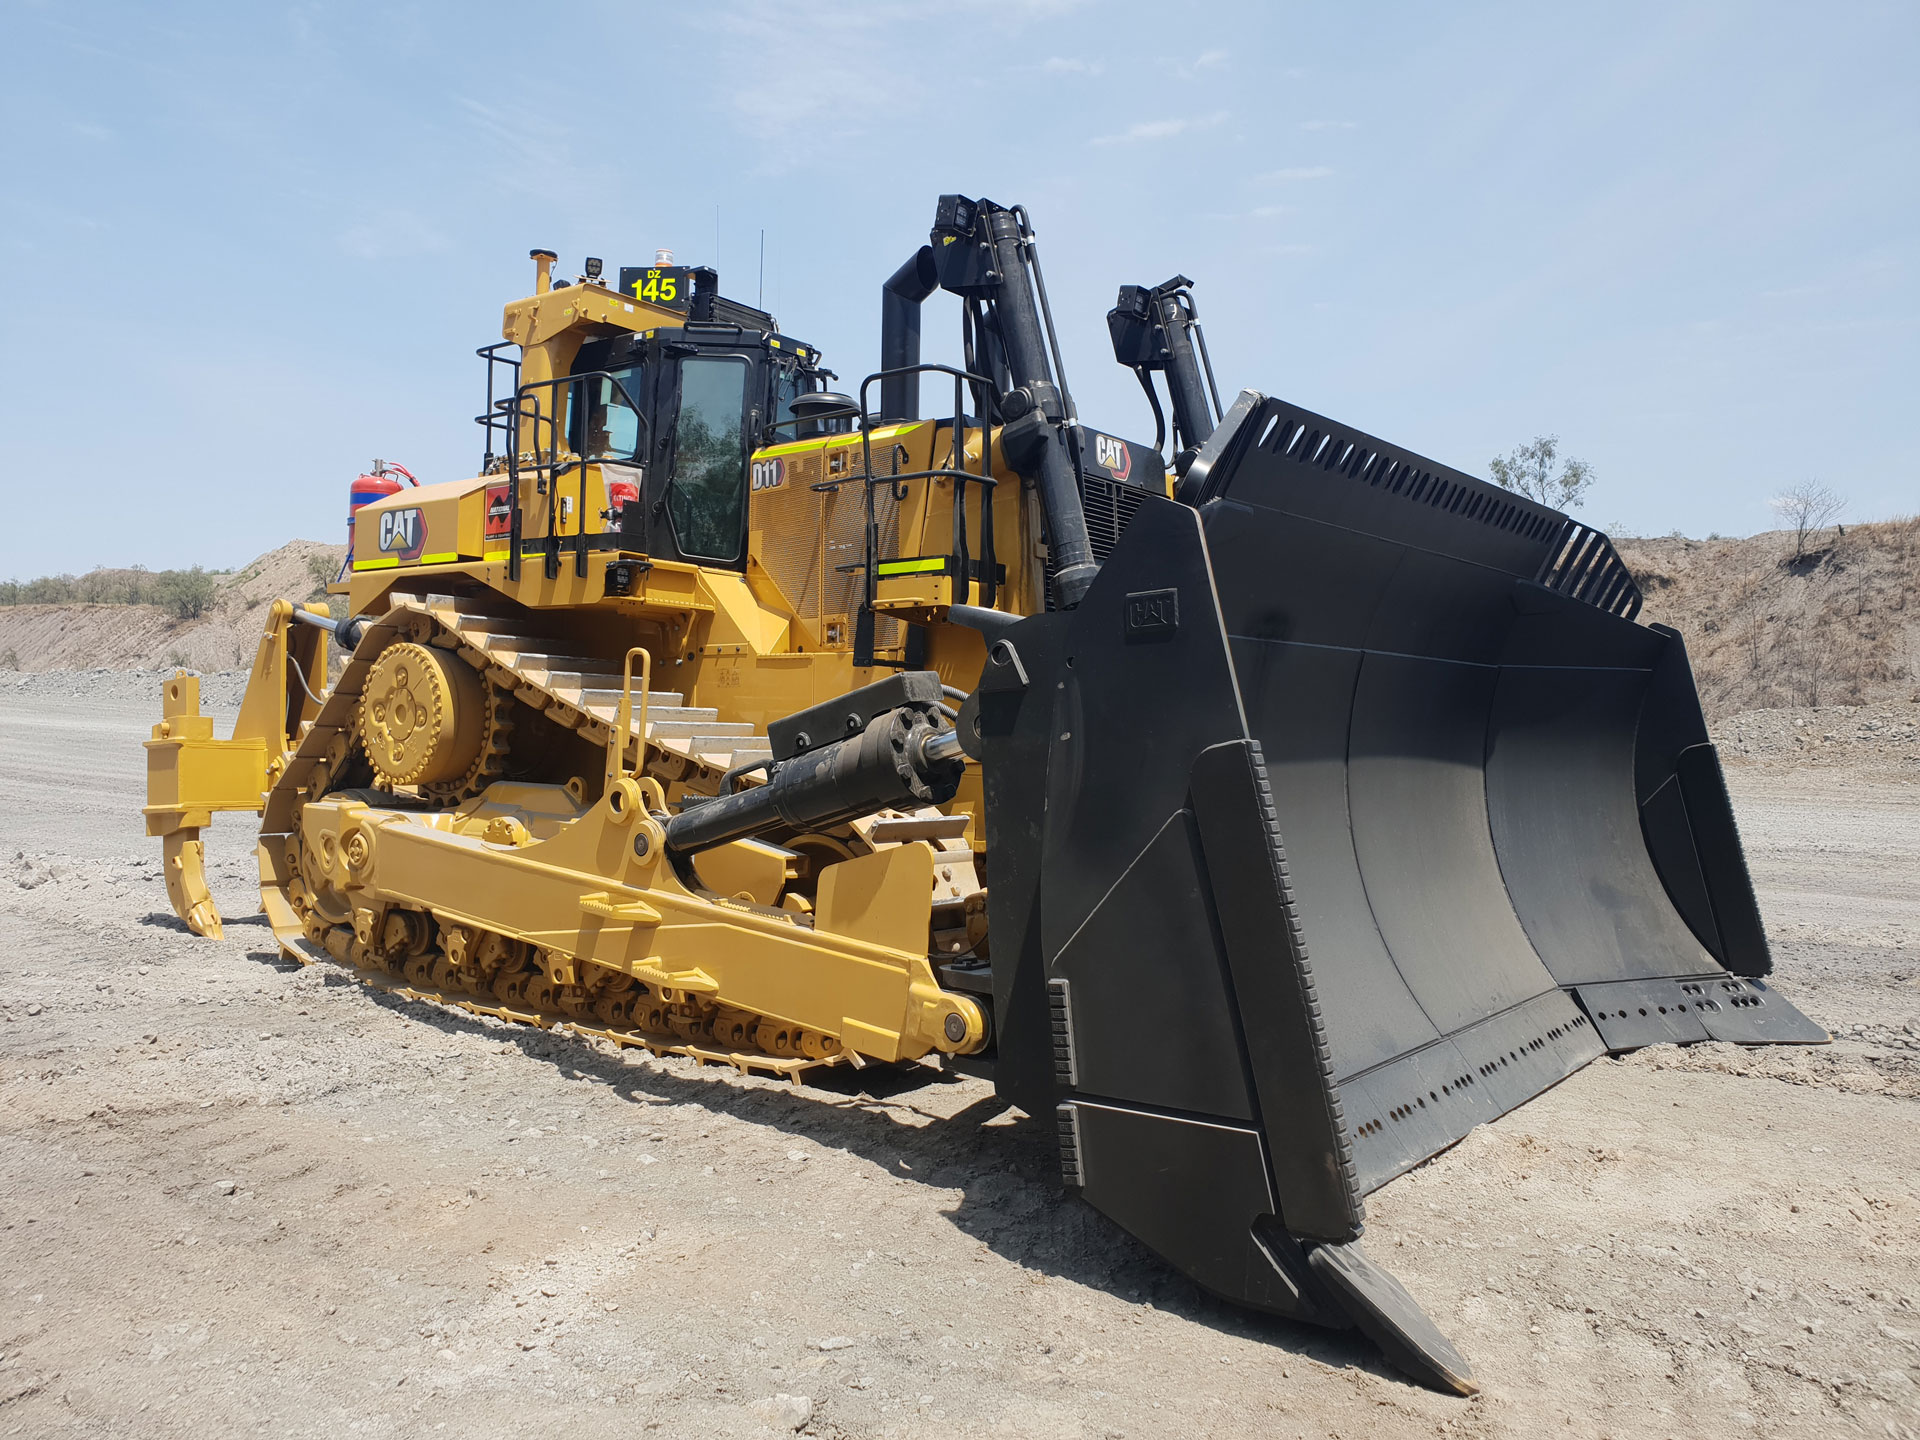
[
  {"x1": 576, "y1": 366, "x2": 645, "y2": 462},
  {"x1": 668, "y1": 357, "x2": 749, "y2": 562}
]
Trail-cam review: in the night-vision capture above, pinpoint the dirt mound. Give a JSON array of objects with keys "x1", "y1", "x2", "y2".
[
  {"x1": 1618, "y1": 518, "x2": 1920, "y2": 718},
  {"x1": 3, "y1": 667, "x2": 252, "y2": 709},
  {"x1": 0, "y1": 540, "x2": 342, "y2": 673},
  {"x1": 1719, "y1": 700, "x2": 1920, "y2": 782}
]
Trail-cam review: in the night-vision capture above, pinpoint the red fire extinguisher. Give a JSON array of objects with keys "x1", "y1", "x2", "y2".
[{"x1": 342, "y1": 459, "x2": 417, "y2": 579}]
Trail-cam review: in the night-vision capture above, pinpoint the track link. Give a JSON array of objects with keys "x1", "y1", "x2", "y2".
[{"x1": 256, "y1": 596, "x2": 853, "y2": 1079}]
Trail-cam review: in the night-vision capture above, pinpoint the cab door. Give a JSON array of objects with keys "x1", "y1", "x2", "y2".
[{"x1": 657, "y1": 348, "x2": 756, "y2": 570}]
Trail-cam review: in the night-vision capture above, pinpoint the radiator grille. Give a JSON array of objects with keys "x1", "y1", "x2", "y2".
[{"x1": 1045, "y1": 474, "x2": 1150, "y2": 609}]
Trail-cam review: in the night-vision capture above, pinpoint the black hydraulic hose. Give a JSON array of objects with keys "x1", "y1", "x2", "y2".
[
  {"x1": 717, "y1": 757, "x2": 771, "y2": 796},
  {"x1": 286, "y1": 653, "x2": 326, "y2": 708},
  {"x1": 1132, "y1": 364, "x2": 1168, "y2": 459},
  {"x1": 1011, "y1": 204, "x2": 1075, "y2": 424}
]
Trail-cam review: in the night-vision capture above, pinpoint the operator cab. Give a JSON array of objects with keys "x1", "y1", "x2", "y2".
[{"x1": 569, "y1": 280, "x2": 831, "y2": 572}]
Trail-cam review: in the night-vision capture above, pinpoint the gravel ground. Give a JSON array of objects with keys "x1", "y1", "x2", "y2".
[
  {"x1": 1720, "y1": 703, "x2": 1920, "y2": 776},
  {"x1": 1, "y1": 678, "x2": 1916, "y2": 1439}
]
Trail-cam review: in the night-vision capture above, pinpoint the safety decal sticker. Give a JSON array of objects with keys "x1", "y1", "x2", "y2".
[{"x1": 484, "y1": 484, "x2": 511, "y2": 538}]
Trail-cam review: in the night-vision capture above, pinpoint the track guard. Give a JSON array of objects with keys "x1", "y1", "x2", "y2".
[{"x1": 981, "y1": 398, "x2": 1825, "y2": 1388}]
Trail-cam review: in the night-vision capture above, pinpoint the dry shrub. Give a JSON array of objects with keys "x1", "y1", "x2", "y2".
[{"x1": 1618, "y1": 517, "x2": 1920, "y2": 718}]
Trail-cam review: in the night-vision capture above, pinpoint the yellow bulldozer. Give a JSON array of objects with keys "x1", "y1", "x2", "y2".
[{"x1": 144, "y1": 194, "x2": 1825, "y2": 1392}]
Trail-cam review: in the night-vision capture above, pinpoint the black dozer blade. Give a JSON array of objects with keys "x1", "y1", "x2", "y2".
[{"x1": 978, "y1": 390, "x2": 1826, "y2": 1394}]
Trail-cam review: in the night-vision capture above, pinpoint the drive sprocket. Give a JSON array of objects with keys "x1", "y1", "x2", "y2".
[{"x1": 357, "y1": 640, "x2": 510, "y2": 804}]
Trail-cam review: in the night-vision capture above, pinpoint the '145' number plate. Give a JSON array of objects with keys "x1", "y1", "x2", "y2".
[{"x1": 617, "y1": 265, "x2": 693, "y2": 312}]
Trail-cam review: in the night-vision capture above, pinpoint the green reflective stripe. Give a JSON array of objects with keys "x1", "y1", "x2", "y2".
[
  {"x1": 355, "y1": 552, "x2": 463, "y2": 571},
  {"x1": 876, "y1": 556, "x2": 948, "y2": 577},
  {"x1": 754, "y1": 422, "x2": 918, "y2": 460}
]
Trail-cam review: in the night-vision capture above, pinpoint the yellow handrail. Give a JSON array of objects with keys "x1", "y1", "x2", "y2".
[{"x1": 604, "y1": 646, "x2": 652, "y2": 793}]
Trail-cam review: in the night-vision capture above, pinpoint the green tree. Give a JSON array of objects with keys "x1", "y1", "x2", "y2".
[
  {"x1": 155, "y1": 567, "x2": 217, "y2": 620},
  {"x1": 1489, "y1": 435, "x2": 1594, "y2": 511},
  {"x1": 306, "y1": 552, "x2": 341, "y2": 597}
]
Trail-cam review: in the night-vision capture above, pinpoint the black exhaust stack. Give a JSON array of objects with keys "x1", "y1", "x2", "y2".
[{"x1": 879, "y1": 247, "x2": 939, "y2": 422}]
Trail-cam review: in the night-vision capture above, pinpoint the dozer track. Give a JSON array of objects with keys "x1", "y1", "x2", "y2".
[{"x1": 252, "y1": 594, "x2": 976, "y2": 1082}]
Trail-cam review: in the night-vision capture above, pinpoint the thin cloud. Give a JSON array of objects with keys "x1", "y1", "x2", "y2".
[
  {"x1": 711, "y1": 0, "x2": 1088, "y2": 150},
  {"x1": 1043, "y1": 56, "x2": 1103, "y2": 74},
  {"x1": 1299, "y1": 119, "x2": 1356, "y2": 131},
  {"x1": 1252, "y1": 165, "x2": 1335, "y2": 181},
  {"x1": 1090, "y1": 111, "x2": 1228, "y2": 146},
  {"x1": 339, "y1": 211, "x2": 449, "y2": 262},
  {"x1": 1176, "y1": 49, "x2": 1228, "y2": 80},
  {"x1": 1250, "y1": 204, "x2": 1296, "y2": 218}
]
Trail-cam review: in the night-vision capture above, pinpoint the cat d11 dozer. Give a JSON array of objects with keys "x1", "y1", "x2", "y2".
[{"x1": 144, "y1": 194, "x2": 1826, "y2": 1393}]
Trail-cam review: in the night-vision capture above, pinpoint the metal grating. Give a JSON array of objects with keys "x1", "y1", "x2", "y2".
[
  {"x1": 1046, "y1": 474, "x2": 1150, "y2": 610},
  {"x1": 1533, "y1": 520, "x2": 1643, "y2": 621},
  {"x1": 1080, "y1": 474, "x2": 1150, "y2": 563}
]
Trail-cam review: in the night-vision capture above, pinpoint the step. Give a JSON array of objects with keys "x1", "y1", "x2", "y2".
[
  {"x1": 458, "y1": 622, "x2": 572, "y2": 645},
  {"x1": 421, "y1": 592, "x2": 522, "y2": 618},
  {"x1": 575, "y1": 688, "x2": 702, "y2": 712},
  {"x1": 532, "y1": 666, "x2": 674, "y2": 694},
  {"x1": 647, "y1": 719, "x2": 757, "y2": 741},
  {"x1": 501, "y1": 656, "x2": 629, "y2": 681},
  {"x1": 580, "y1": 705, "x2": 740, "y2": 737},
  {"x1": 577, "y1": 702, "x2": 714, "y2": 725},
  {"x1": 585, "y1": 709, "x2": 723, "y2": 731},
  {"x1": 690, "y1": 735, "x2": 772, "y2": 760},
  {"x1": 474, "y1": 642, "x2": 610, "y2": 665}
]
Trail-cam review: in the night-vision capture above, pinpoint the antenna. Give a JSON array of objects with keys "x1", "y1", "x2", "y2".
[
  {"x1": 714, "y1": 206, "x2": 720, "y2": 275},
  {"x1": 759, "y1": 228, "x2": 765, "y2": 309}
]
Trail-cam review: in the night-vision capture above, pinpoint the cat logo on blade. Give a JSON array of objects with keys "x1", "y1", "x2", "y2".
[
  {"x1": 1124, "y1": 587, "x2": 1178, "y2": 641},
  {"x1": 751, "y1": 458, "x2": 785, "y2": 492},
  {"x1": 1094, "y1": 433, "x2": 1132, "y2": 482},
  {"x1": 378, "y1": 507, "x2": 427, "y2": 561}
]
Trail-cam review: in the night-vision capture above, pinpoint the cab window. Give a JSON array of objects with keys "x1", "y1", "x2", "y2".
[
  {"x1": 575, "y1": 365, "x2": 645, "y2": 461},
  {"x1": 668, "y1": 357, "x2": 749, "y2": 562}
]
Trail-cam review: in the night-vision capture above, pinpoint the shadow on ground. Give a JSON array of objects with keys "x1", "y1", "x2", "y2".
[
  {"x1": 236, "y1": 943, "x2": 1390, "y2": 1384},
  {"x1": 139, "y1": 909, "x2": 272, "y2": 934}
]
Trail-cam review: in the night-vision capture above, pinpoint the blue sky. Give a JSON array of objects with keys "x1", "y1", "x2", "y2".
[{"x1": 2, "y1": 0, "x2": 1914, "y2": 578}]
